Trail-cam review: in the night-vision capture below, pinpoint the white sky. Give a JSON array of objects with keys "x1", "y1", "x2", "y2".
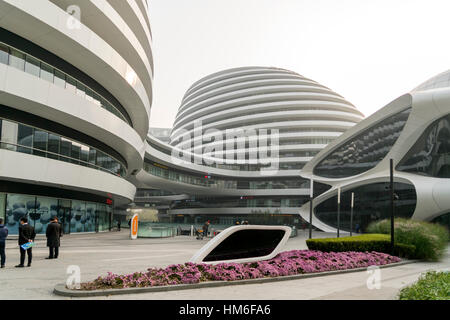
[{"x1": 148, "y1": 0, "x2": 450, "y2": 128}]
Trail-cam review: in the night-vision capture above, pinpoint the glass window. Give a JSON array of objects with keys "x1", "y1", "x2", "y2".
[
  {"x1": 397, "y1": 114, "x2": 450, "y2": 178},
  {"x1": 92, "y1": 92, "x2": 102, "y2": 106},
  {"x1": 70, "y1": 200, "x2": 86, "y2": 233},
  {"x1": 96, "y1": 150, "x2": 106, "y2": 170},
  {"x1": 65, "y1": 76, "x2": 77, "y2": 93},
  {"x1": 54, "y1": 69, "x2": 66, "y2": 88},
  {"x1": 0, "y1": 120, "x2": 17, "y2": 151},
  {"x1": 40, "y1": 62, "x2": 54, "y2": 83},
  {"x1": 17, "y1": 124, "x2": 33, "y2": 154},
  {"x1": 80, "y1": 145, "x2": 89, "y2": 166},
  {"x1": 85, "y1": 88, "x2": 94, "y2": 102},
  {"x1": 97, "y1": 204, "x2": 109, "y2": 232},
  {"x1": 58, "y1": 199, "x2": 71, "y2": 234},
  {"x1": 88, "y1": 148, "x2": 97, "y2": 167},
  {"x1": 25, "y1": 55, "x2": 40, "y2": 77},
  {"x1": 8, "y1": 48, "x2": 25, "y2": 71},
  {"x1": 70, "y1": 142, "x2": 81, "y2": 164},
  {"x1": 315, "y1": 182, "x2": 417, "y2": 233},
  {"x1": 76, "y1": 82, "x2": 85, "y2": 98},
  {"x1": 33, "y1": 129, "x2": 48, "y2": 157},
  {"x1": 5, "y1": 194, "x2": 36, "y2": 235},
  {"x1": 35, "y1": 196, "x2": 58, "y2": 234},
  {"x1": 47, "y1": 133, "x2": 60, "y2": 160},
  {"x1": 313, "y1": 108, "x2": 412, "y2": 178},
  {"x1": 84, "y1": 202, "x2": 96, "y2": 232},
  {"x1": 0, "y1": 193, "x2": 5, "y2": 226},
  {"x1": 60, "y1": 137, "x2": 72, "y2": 162},
  {"x1": 0, "y1": 43, "x2": 8, "y2": 65}
]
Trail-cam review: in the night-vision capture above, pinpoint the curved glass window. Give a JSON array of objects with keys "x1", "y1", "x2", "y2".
[
  {"x1": 143, "y1": 161, "x2": 309, "y2": 189},
  {"x1": 148, "y1": 140, "x2": 306, "y2": 171},
  {"x1": 0, "y1": 42, "x2": 130, "y2": 125},
  {"x1": 313, "y1": 108, "x2": 412, "y2": 178},
  {"x1": 397, "y1": 114, "x2": 450, "y2": 177},
  {"x1": 171, "y1": 196, "x2": 308, "y2": 209},
  {"x1": 0, "y1": 118, "x2": 127, "y2": 177},
  {"x1": 315, "y1": 182, "x2": 416, "y2": 232}
]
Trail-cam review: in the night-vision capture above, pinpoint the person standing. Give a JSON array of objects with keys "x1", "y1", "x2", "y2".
[
  {"x1": 202, "y1": 221, "x2": 210, "y2": 238},
  {"x1": 46, "y1": 216, "x2": 62, "y2": 259},
  {"x1": 0, "y1": 218, "x2": 8, "y2": 268},
  {"x1": 16, "y1": 217, "x2": 36, "y2": 268}
]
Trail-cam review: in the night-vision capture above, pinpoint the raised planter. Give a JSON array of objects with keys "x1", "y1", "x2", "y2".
[{"x1": 54, "y1": 259, "x2": 417, "y2": 297}]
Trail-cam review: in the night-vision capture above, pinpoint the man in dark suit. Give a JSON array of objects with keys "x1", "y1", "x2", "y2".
[
  {"x1": 46, "y1": 216, "x2": 62, "y2": 259},
  {"x1": 16, "y1": 217, "x2": 36, "y2": 268}
]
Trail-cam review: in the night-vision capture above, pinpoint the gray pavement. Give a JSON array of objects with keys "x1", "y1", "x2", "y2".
[{"x1": 0, "y1": 230, "x2": 448, "y2": 300}]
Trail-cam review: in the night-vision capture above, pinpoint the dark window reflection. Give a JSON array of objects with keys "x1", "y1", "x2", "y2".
[
  {"x1": 203, "y1": 229, "x2": 285, "y2": 262},
  {"x1": 397, "y1": 114, "x2": 450, "y2": 178},
  {"x1": 315, "y1": 182, "x2": 416, "y2": 232},
  {"x1": 313, "y1": 108, "x2": 412, "y2": 178},
  {"x1": 17, "y1": 124, "x2": 33, "y2": 154},
  {"x1": 431, "y1": 212, "x2": 450, "y2": 231}
]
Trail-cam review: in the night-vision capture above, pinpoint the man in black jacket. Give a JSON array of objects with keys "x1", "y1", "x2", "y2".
[
  {"x1": 46, "y1": 216, "x2": 62, "y2": 259},
  {"x1": 16, "y1": 217, "x2": 36, "y2": 268}
]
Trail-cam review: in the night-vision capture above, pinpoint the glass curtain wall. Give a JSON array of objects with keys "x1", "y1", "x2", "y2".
[
  {"x1": 2, "y1": 193, "x2": 112, "y2": 235},
  {"x1": 397, "y1": 114, "x2": 450, "y2": 177},
  {"x1": 0, "y1": 118, "x2": 126, "y2": 177},
  {"x1": 314, "y1": 182, "x2": 417, "y2": 232}
]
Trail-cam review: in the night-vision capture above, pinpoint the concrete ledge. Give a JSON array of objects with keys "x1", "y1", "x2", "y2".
[{"x1": 53, "y1": 260, "x2": 418, "y2": 297}]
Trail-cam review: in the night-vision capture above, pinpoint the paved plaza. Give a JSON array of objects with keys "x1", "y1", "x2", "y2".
[{"x1": 0, "y1": 230, "x2": 448, "y2": 300}]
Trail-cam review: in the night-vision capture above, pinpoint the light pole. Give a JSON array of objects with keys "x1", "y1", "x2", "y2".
[
  {"x1": 309, "y1": 178, "x2": 313, "y2": 239},
  {"x1": 390, "y1": 159, "x2": 395, "y2": 252},
  {"x1": 350, "y1": 192, "x2": 354, "y2": 237},
  {"x1": 337, "y1": 187, "x2": 341, "y2": 238}
]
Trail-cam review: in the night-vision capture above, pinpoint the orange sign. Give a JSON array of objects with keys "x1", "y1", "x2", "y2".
[{"x1": 130, "y1": 214, "x2": 138, "y2": 240}]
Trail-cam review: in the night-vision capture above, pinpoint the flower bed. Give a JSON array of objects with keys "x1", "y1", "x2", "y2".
[{"x1": 79, "y1": 250, "x2": 401, "y2": 290}]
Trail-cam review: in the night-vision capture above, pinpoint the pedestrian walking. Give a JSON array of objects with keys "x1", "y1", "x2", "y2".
[
  {"x1": 117, "y1": 220, "x2": 121, "y2": 231},
  {"x1": 0, "y1": 218, "x2": 8, "y2": 268},
  {"x1": 46, "y1": 216, "x2": 62, "y2": 259},
  {"x1": 15, "y1": 217, "x2": 36, "y2": 268}
]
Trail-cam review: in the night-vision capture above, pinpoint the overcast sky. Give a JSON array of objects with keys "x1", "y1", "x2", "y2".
[{"x1": 148, "y1": 0, "x2": 450, "y2": 128}]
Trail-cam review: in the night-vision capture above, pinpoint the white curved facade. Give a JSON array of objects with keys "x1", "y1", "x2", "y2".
[
  {"x1": 0, "y1": 0, "x2": 152, "y2": 233},
  {"x1": 299, "y1": 70, "x2": 450, "y2": 232},
  {"x1": 170, "y1": 67, "x2": 364, "y2": 172}
]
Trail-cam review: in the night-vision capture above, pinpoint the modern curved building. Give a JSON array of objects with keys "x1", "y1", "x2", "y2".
[
  {"x1": 0, "y1": 0, "x2": 152, "y2": 234},
  {"x1": 299, "y1": 70, "x2": 450, "y2": 232},
  {"x1": 170, "y1": 67, "x2": 364, "y2": 172},
  {"x1": 136, "y1": 67, "x2": 364, "y2": 226}
]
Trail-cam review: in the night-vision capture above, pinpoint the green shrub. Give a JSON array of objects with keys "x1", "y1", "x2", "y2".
[
  {"x1": 306, "y1": 234, "x2": 415, "y2": 259},
  {"x1": 367, "y1": 219, "x2": 449, "y2": 261},
  {"x1": 398, "y1": 271, "x2": 450, "y2": 300}
]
